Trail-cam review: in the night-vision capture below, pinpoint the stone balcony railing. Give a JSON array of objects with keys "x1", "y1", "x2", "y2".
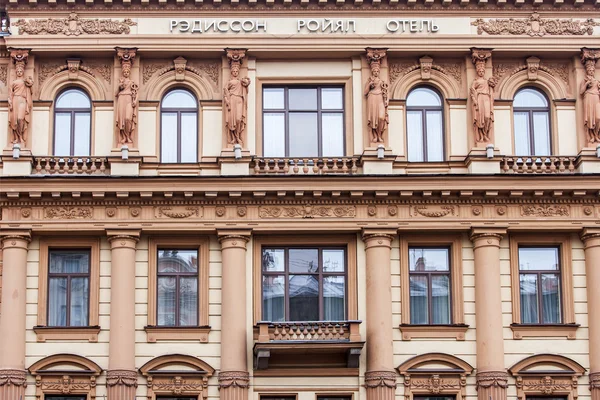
[
  {"x1": 252, "y1": 157, "x2": 360, "y2": 175},
  {"x1": 256, "y1": 320, "x2": 361, "y2": 342},
  {"x1": 33, "y1": 157, "x2": 110, "y2": 175},
  {"x1": 501, "y1": 156, "x2": 577, "y2": 174}
]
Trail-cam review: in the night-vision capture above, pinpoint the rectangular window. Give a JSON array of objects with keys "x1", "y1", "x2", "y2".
[
  {"x1": 157, "y1": 249, "x2": 199, "y2": 327},
  {"x1": 408, "y1": 247, "x2": 451, "y2": 325},
  {"x1": 317, "y1": 396, "x2": 352, "y2": 400},
  {"x1": 262, "y1": 247, "x2": 347, "y2": 322},
  {"x1": 518, "y1": 246, "x2": 562, "y2": 324},
  {"x1": 46, "y1": 397, "x2": 88, "y2": 400},
  {"x1": 48, "y1": 249, "x2": 90, "y2": 327},
  {"x1": 413, "y1": 397, "x2": 455, "y2": 400},
  {"x1": 262, "y1": 86, "x2": 344, "y2": 158}
]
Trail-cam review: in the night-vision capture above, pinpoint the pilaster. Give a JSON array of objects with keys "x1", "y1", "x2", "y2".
[{"x1": 581, "y1": 228, "x2": 600, "y2": 400}]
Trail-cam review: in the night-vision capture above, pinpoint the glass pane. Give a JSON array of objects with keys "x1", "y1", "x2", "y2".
[
  {"x1": 263, "y1": 113, "x2": 285, "y2": 157},
  {"x1": 45, "y1": 397, "x2": 88, "y2": 400},
  {"x1": 70, "y1": 277, "x2": 89, "y2": 326},
  {"x1": 263, "y1": 88, "x2": 285, "y2": 110},
  {"x1": 161, "y1": 112, "x2": 178, "y2": 163},
  {"x1": 409, "y1": 248, "x2": 449, "y2": 271},
  {"x1": 513, "y1": 111, "x2": 531, "y2": 156},
  {"x1": 56, "y1": 89, "x2": 91, "y2": 109},
  {"x1": 48, "y1": 277, "x2": 67, "y2": 326},
  {"x1": 262, "y1": 249, "x2": 284, "y2": 272},
  {"x1": 514, "y1": 88, "x2": 548, "y2": 108},
  {"x1": 520, "y1": 274, "x2": 539, "y2": 324},
  {"x1": 518, "y1": 247, "x2": 559, "y2": 271},
  {"x1": 49, "y1": 250, "x2": 90, "y2": 274},
  {"x1": 289, "y1": 88, "x2": 317, "y2": 110},
  {"x1": 289, "y1": 275, "x2": 319, "y2": 321},
  {"x1": 158, "y1": 249, "x2": 198, "y2": 273},
  {"x1": 157, "y1": 276, "x2": 177, "y2": 326},
  {"x1": 323, "y1": 249, "x2": 345, "y2": 272},
  {"x1": 180, "y1": 112, "x2": 198, "y2": 162},
  {"x1": 162, "y1": 89, "x2": 197, "y2": 109},
  {"x1": 289, "y1": 249, "x2": 319, "y2": 273},
  {"x1": 409, "y1": 275, "x2": 428, "y2": 324},
  {"x1": 54, "y1": 113, "x2": 72, "y2": 156},
  {"x1": 533, "y1": 111, "x2": 551, "y2": 155},
  {"x1": 73, "y1": 113, "x2": 91, "y2": 156},
  {"x1": 426, "y1": 110, "x2": 444, "y2": 162},
  {"x1": 407, "y1": 87, "x2": 442, "y2": 107},
  {"x1": 179, "y1": 277, "x2": 198, "y2": 326},
  {"x1": 322, "y1": 113, "x2": 344, "y2": 157},
  {"x1": 323, "y1": 276, "x2": 345, "y2": 321},
  {"x1": 431, "y1": 275, "x2": 451, "y2": 324},
  {"x1": 263, "y1": 275, "x2": 285, "y2": 322},
  {"x1": 289, "y1": 113, "x2": 318, "y2": 157},
  {"x1": 407, "y1": 111, "x2": 424, "y2": 162},
  {"x1": 321, "y1": 88, "x2": 343, "y2": 110},
  {"x1": 541, "y1": 273, "x2": 561, "y2": 323}
]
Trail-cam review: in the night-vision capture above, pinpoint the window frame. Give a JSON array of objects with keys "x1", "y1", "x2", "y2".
[
  {"x1": 160, "y1": 88, "x2": 199, "y2": 164},
  {"x1": 253, "y1": 235, "x2": 357, "y2": 324},
  {"x1": 509, "y1": 234, "x2": 578, "y2": 339},
  {"x1": 399, "y1": 234, "x2": 467, "y2": 340},
  {"x1": 261, "y1": 85, "x2": 346, "y2": 158},
  {"x1": 147, "y1": 236, "x2": 210, "y2": 342},
  {"x1": 53, "y1": 88, "x2": 93, "y2": 157},
  {"x1": 36, "y1": 237, "x2": 100, "y2": 342},
  {"x1": 512, "y1": 87, "x2": 552, "y2": 156},
  {"x1": 405, "y1": 85, "x2": 446, "y2": 162}
]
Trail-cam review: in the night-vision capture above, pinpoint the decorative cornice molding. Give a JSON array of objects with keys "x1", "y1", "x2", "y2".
[
  {"x1": 364, "y1": 371, "x2": 398, "y2": 389},
  {"x1": 259, "y1": 205, "x2": 356, "y2": 219},
  {"x1": 472, "y1": 13, "x2": 599, "y2": 37},
  {"x1": 476, "y1": 371, "x2": 509, "y2": 389},
  {"x1": 218, "y1": 371, "x2": 250, "y2": 389},
  {"x1": 14, "y1": 13, "x2": 136, "y2": 36},
  {"x1": 106, "y1": 370, "x2": 138, "y2": 388},
  {"x1": 0, "y1": 369, "x2": 28, "y2": 387}
]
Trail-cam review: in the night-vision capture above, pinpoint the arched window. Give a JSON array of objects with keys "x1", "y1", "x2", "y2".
[
  {"x1": 161, "y1": 89, "x2": 198, "y2": 163},
  {"x1": 513, "y1": 88, "x2": 551, "y2": 156},
  {"x1": 54, "y1": 88, "x2": 92, "y2": 156},
  {"x1": 406, "y1": 87, "x2": 444, "y2": 162}
]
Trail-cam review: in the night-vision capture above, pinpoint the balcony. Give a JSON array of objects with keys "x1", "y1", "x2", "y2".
[
  {"x1": 33, "y1": 157, "x2": 110, "y2": 175},
  {"x1": 253, "y1": 321, "x2": 364, "y2": 374},
  {"x1": 252, "y1": 157, "x2": 360, "y2": 175},
  {"x1": 501, "y1": 156, "x2": 577, "y2": 174}
]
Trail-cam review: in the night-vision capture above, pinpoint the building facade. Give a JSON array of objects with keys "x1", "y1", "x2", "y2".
[{"x1": 0, "y1": 2, "x2": 599, "y2": 400}]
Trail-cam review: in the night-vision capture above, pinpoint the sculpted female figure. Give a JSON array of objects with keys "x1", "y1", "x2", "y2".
[
  {"x1": 470, "y1": 60, "x2": 495, "y2": 143},
  {"x1": 223, "y1": 61, "x2": 250, "y2": 146},
  {"x1": 8, "y1": 61, "x2": 33, "y2": 146},
  {"x1": 115, "y1": 62, "x2": 138, "y2": 145},
  {"x1": 364, "y1": 61, "x2": 389, "y2": 143},
  {"x1": 580, "y1": 59, "x2": 600, "y2": 143}
]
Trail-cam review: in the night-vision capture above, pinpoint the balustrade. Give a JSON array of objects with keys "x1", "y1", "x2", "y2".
[
  {"x1": 257, "y1": 321, "x2": 361, "y2": 342},
  {"x1": 33, "y1": 157, "x2": 109, "y2": 175},
  {"x1": 501, "y1": 156, "x2": 577, "y2": 174},
  {"x1": 252, "y1": 158, "x2": 360, "y2": 175}
]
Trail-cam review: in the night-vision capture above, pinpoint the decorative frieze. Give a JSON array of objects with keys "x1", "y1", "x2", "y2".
[
  {"x1": 13, "y1": 13, "x2": 136, "y2": 36},
  {"x1": 44, "y1": 206, "x2": 92, "y2": 219},
  {"x1": 520, "y1": 204, "x2": 569, "y2": 217},
  {"x1": 472, "y1": 13, "x2": 599, "y2": 37},
  {"x1": 476, "y1": 371, "x2": 509, "y2": 389},
  {"x1": 411, "y1": 205, "x2": 455, "y2": 217},
  {"x1": 155, "y1": 206, "x2": 202, "y2": 218},
  {"x1": 364, "y1": 371, "x2": 397, "y2": 388},
  {"x1": 0, "y1": 65, "x2": 7, "y2": 85},
  {"x1": 38, "y1": 375, "x2": 94, "y2": 393},
  {"x1": 410, "y1": 375, "x2": 462, "y2": 393},
  {"x1": 106, "y1": 370, "x2": 138, "y2": 387},
  {"x1": 259, "y1": 205, "x2": 356, "y2": 218}
]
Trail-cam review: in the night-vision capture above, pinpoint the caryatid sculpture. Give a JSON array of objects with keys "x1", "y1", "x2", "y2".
[
  {"x1": 8, "y1": 49, "x2": 33, "y2": 147},
  {"x1": 364, "y1": 48, "x2": 389, "y2": 144},
  {"x1": 224, "y1": 49, "x2": 251, "y2": 147},
  {"x1": 115, "y1": 48, "x2": 138, "y2": 145},
  {"x1": 580, "y1": 48, "x2": 600, "y2": 144},
  {"x1": 470, "y1": 48, "x2": 496, "y2": 144}
]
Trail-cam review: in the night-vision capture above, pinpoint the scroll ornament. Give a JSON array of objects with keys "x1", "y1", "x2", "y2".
[
  {"x1": 8, "y1": 49, "x2": 33, "y2": 147},
  {"x1": 224, "y1": 49, "x2": 250, "y2": 147},
  {"x1": 13, "y1": 13, "x2": 136, "y2": 36},
  {"x1": 365, "y1": 48, "x2": 389, "y2": 144},
  {"x1": 580, "y1": 48, "x2": 600, "y2": 144},
  {"x1": 115, "y1": 48, "x2": 138, "y2": 146},
  {"x1": 470, "y1": 48, "x2": 495, "y2": 144}
]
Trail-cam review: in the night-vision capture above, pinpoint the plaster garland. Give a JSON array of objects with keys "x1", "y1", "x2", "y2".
[
  {"x1": 218, "y1": 371, "x2": 250, "y2": 389},
  {"x1": 0, "y1": 369, "x2": 27, "y2": 387},
  {"x1": 364, "y1": 371, "x2": 398, "y2": 388},
  {"x1": 106, "y1": 370, "x2": 138, "y2": 387},
  {"x1": 475, "y1": 371, "x2": 509, "y2": 389},
  {"x1": 471, "y1": 13, "x2": 599, "y2": 37}
]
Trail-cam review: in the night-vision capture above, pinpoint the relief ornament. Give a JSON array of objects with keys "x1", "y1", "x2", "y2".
[
  {"x1": 470, "y1": 49, "x2": 495, "y2": 144},
  {"x1": 115, "y1": 48, "x2": 138, "y2": 146},
  {"x1": 8, "y1": 49, "x2": 33, "y2": 147},
  {"x1": 365, "y1": 48, "x2": 389, "y2": 144},
  {"x1": 224, "y1": 49, "x2": 250, "y2": 147},
  {"x1": 580, "y1": 48, "x2": 600, "y2": 144}
]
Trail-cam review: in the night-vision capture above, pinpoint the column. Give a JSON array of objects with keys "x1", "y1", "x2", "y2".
[
  {"x1": 106, "y1": 230, "x2": 140, "y2": 400},
  {"x1": 0, "y1": 230, "x2": 31, "y2": 400},
  {"x1": 581, "y1": 228, "x2": 600, "y2": 400},
  {"x1": 470, "y1": 228, "x2": 508, "y2": 400},
  {"x1": 362, "y1": 230, "x2": 397, "y2": 400},
  {"x1": 218, "y1": 230, "x2": 251, "y2": 400}
]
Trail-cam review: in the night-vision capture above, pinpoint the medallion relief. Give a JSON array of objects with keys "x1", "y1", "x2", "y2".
[
  {"x1": 259, "y1": 205, "x2": 356, "y2": 218},
  {"x1": 13, "y1": 13, "x2": 136, "y2": 36},
  {"x1": 411, "y1": 205, "x2": 456, "y2": 218},
  {"x1": 471, "y1": 13, "x2": 599, "y2": 37}
]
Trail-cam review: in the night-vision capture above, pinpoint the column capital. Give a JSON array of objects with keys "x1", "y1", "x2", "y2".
[
  {"x1": 1, "y1": 230, "x2": 31, "y2": 250},
  {"x1": 362, "y1": 229, "x2": 396, "y2": 249},
  {"x1": 591, "y1": 372, "x2": 600, "y2": 390},
  {"x1": 475, "y1": 371, "x2": 509, "y2": 389},
  {"x1": 218, "y1": 229, "x2": 251, "y2": 250},
  {"x1": 581, "y1": 228, "x2": 600, "y2": 248},
  {"x1": 106, "y1": 369, "x2": 138, "y2": 387},
  {"x1": 364, "y1": 370, "x2": 397, "y2": 388},
  {"x1": 218, "y1": 371, "x2": 250, "y2": 389},
  {"x1": 106, "y1": 229, "x2": 140, "y2": 249},
  {"x1": 469, "y1": 227, "x2": 506, "y2": 247},
  {"x1": 0, "y1": 368, "x2": 27, "y2": 387}
]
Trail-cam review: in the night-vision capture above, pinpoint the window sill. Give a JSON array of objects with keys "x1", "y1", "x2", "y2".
[
  {"x1": 33, "y1": 326, "x2": 101, "y2": 342},
  {"x1": 399, "y1": 324, "x2": 469, "y2": 341},
  {"x1": 510, "y1": 323, "x2": 580, "y2": 340},
  {"x1": 144, "y1": 325, "x2": 211, "y2": 343}
]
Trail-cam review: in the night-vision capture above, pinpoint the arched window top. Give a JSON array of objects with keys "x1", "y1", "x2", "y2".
[
  {"x1": 56, "y1": 88, "x2": 91, "y2": 109},
  {"x1": 162, "y1": 89, "x2": 198, "y2": 109},
  {"x1": 407, "y1": 87, "x2": 442, "y2": 107},
  {"x1": 514, "y1": 88, "x2": 549, "y2": 108}
]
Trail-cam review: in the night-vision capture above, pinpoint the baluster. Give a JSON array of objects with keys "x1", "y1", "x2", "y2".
[
  {"x1": 273, "y1": 324, "x2": 281, "y2": 340},
  {"x1": 273, "y1": 159, "x2": 280, "y2": 173},
  {"x1": 292, "y1": 324, "x2": 299, "y2": 340},
  {"x1": 100, "y1": 159, "x2": 107, "y2": 174},
  {"x1": 540, "y1": 158, "x2": 547, "y2": 173},
  {"x1": 80, "y1": 158, "x2": 88, "y2": 174},
  {"x1": 303, "y1": 159, "x2": 309, "y2": 174},
  {"x1": 512, "y1": 158, "x2": 519, "y2": 174},
  {"x1": 351, "y1": 158, "x2": 358, "y2": 174},
  {"x1": 35, "y1": 158, "x2": 42, "y2": 174},
  {"x1": 312, "y1": 159, "x2": 319, "y2": 174},
  {"x1": 301, "y1": 324, "x2": 309, "y2": 340},
  {"x1": 316, "y1": 323, "x2": 324, "y2": 340},
  {"x1": 254, "y1": 160, "x2": 261, "y2": 174},
  {"x1": 568, "y1": 158, "x2": 575, "y2": 172},
  {"x1": 332, "y1": 159, "x2": 339, "y2": 173},
  {"x1": 339, "y1": 323, "x2": 346, "y2": 338},
  {"x1": 53, "y1": 159, "x2": 61, "y2": 173},
  {"x1": 308, "y1": 324, "x2": 316, "y2": 340},
  {"x1": 284, "y1": 159, "x2": 290, "y2": 174},
  {"x1": 44, "y1": 159, "x2": 51, "y2": 174},
  {"x1": 342, "y1": 158, "x2": 349, "y2": 173},
  {"x1": 502, "y1": 158, "x2": 509, "y2": 173},
  {"x1": 324, "y1": 323, "x2": 332, "y2": 339},
  {"x1": 90, "y1": 159, "x2": 97, "y2": 174},
  {"x1": 549, "y1": 157, "x2": 557, "y2": 173},
  {"x1": 558, "y1": 158, "x2": 566, "y2": 173},
  {"x1": 531, "y1": 158, "x2": 538, "y2": 173},
  {"x1": 322, "y1": 159, "x2": 329, "y2": 174},
  {"x1": 293, "y1": 159, "x2": 299, "y2": 174}
]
